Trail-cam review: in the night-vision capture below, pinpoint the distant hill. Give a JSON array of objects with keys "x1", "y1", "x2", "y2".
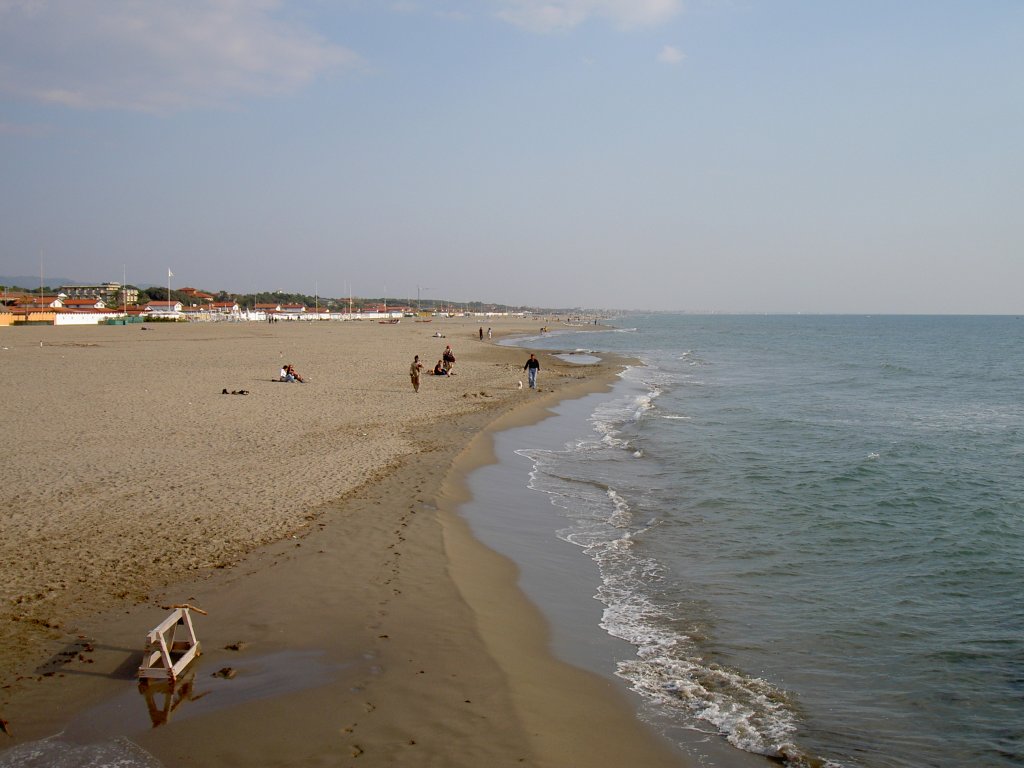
[{"x1": 1, "y1": 275, "x2": 82, "y2": 290}]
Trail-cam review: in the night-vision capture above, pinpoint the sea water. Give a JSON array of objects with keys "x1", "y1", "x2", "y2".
[{"x1": 474, "y1": 314, "x2": 1023, "y2": 768}]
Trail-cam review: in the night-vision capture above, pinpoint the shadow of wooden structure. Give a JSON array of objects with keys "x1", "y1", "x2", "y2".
[
  {"x1": 137, "y1": 668, "x2": 212, "y2": 727},
  {"x1": 137, "y1": 605, "x2": 206, "y2": 683}
]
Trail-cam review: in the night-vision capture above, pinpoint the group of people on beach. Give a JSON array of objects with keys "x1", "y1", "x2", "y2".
[
  {"x1": 408, "y1": 339, "x2": 540, "y2": 393},
  {"x1": 272, "y1": 332, "x2": 539, "y2": 395},
  {"x1": 410, "y1": 344, "x2": 457, "y2": 392},
  {"x1": 440, "y1": 345, "x2": 456, "y2": 374},
  {"x1": 427, "y1": 344, "x2": 457, "y2": 378},
  {"x1": 279, "y1": 364, "x2": 305, "y2": 383}
]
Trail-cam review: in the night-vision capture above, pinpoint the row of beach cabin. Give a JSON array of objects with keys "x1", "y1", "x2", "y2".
[{"x1": 0, "y1": 296, "x2": 522, "y2": 327}]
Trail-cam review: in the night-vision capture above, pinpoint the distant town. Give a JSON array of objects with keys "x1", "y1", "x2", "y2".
[{"x1": 0, "y1": 280, "x2": 601, "y2": 327}]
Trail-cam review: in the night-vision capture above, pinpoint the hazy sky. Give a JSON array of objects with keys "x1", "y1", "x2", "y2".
[{"x1": 1, "y1": 1, "x2": 1021, "y2": 312}]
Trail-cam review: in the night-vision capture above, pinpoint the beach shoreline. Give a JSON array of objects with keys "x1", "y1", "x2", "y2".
[{"x1": 0, "y1": 318, "x2": 693, "y2": 767}]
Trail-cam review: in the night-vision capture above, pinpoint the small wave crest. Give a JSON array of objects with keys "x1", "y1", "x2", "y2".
[
  {"x1": 679, "y1": 349, "x2": 709, "y2": 367},
  {"x1": 617, "y1": 648, "x2": 802, "y2": 760},
  {"x1": 590, "y1": 385, "x2": 661, "y2": 450}
]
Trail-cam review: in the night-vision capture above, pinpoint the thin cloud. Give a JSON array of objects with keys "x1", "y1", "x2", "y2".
[
  {"x1": 0, "y1": 119, "x2": 52, "y2": 137},
  {"x1": 658, "y1": 45, "x2": 686, "y2": 64},
  {"x1": 0, "y1": 0, "x2": 360, "y2": 113},
  {"x1": 495, "y1": 0, "x2": 681, "y2": 33}
]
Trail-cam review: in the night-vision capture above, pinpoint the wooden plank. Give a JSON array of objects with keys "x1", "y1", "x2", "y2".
[
  {"x1": 150, "y1": 609, "x2": 185, "y2": 636},
  {"x1": 170, "y1": 646, "x2": 200, "y2": 679},
  {"x1": 137, "y1": 606, "x2": 204, "y2": 681}
]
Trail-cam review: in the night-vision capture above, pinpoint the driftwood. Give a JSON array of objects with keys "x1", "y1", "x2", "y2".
[{"x1": 164, "y1": 603, "x2": 208, "y2": 616}]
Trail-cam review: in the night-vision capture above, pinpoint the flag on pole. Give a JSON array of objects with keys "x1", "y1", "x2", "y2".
[{"x1": 168, "y1": 269, "x2": 174, "y2": 278}]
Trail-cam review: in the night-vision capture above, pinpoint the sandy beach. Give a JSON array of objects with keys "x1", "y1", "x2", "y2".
[{"x1": 0, "y1": 317, "x2": 691, "y2": 767}]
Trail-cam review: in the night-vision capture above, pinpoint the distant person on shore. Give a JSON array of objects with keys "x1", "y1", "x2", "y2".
[
  {"x1": 410, "y1": 355, "x2": 423, "y2": 392},
  {"x1": 487, "y1": 327, "x2": 492, "y2": 339},
  {"x1": 479, "y1": 327, "x2": 484, "y2": 341},
  {"x1": 442, "y1": 345, "x2": 456, "y2": 374},
  {"x1": 285, "y1": 364, "x2": 305, "y2": 383},
  {"x1": 524, "y1": 353, "x2": 540, "y2": 390}
]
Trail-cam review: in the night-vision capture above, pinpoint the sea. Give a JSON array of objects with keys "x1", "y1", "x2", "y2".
[{"x1": 462, "y1": 314, "x2": 1024, "y2": 768}]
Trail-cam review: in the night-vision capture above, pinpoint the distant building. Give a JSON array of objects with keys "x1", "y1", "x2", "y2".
[
  {"x1": 15, "y1": 295, "x2": 64, "y2": 309},
  {"x1": 144, "y1": 300, "x2": 183, "y2": 318},
  {"x1": 211, "y1": 301, "x2": 240, "y2": 317},
  {"x1": 63, "y1": 298, "x2": 107, "y2": 310},
  {"x1": 180, "y1": 305, "x2": 213, "y2": 319},
  {"x1": 179, "y1": 287, "x2": 215, "y2": 303},
  {"x1": 60, "y1": 282, "x2": 139, "y2": 306}
]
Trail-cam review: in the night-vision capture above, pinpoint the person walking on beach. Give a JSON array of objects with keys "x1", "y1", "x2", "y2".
[
  {"x1": 524, "y1": 353, "x2": 540, "y2": 390},
  {"x1": 442, "y1": 345, "x2": 456, "y2": 374},
  {"x1": 479, "y1": 327, "x2": 484, "y2": 341},
  {"x1": 410, "y1": 355, "x2": 423, "y2": 392}
]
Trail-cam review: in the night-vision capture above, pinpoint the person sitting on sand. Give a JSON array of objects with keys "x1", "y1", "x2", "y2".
[
  {"x1": 280, "y1": 365, "x2": 291, "y2": 382},
  {"x1": 287, "y1": 364, "x2": 305, "y2": 383},
  {"x1": 433, "y1": 360, "x2": 447, "y2": 376}
]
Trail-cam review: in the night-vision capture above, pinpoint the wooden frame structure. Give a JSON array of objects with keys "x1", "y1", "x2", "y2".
[{"x1": 137, "y1": 606, "x2": 204, "y2": 682}]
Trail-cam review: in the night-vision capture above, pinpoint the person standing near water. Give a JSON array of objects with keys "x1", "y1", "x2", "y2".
[
  {"x1": 410, "y1": 355, "x2": 423, "y2": 392},
  {"x1": 524, "y1": 353, "x2": 540, "y2": 389}
]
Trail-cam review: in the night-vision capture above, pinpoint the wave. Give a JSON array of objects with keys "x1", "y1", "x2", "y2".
[{"x1": 520, "y1": 438, "x2": 817, "y2": 764}]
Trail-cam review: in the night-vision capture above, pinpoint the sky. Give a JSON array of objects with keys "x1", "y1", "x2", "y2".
[{"x1": 1, "y1": 0, "x2": 1021, "y2": 313}]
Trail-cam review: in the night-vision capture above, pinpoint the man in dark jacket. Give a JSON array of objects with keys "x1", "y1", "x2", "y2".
[{"x1": 524, "y1": 353, "x2": 540, "y2": 389}]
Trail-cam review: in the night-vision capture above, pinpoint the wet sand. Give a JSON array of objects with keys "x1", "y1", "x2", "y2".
[{"x1": 0, "y1": 317, "x2": 691, "y2": 767}]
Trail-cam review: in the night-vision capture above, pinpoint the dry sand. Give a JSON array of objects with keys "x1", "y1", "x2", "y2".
[{"x1": 0, "y1": 317, "x2": 691, "y2": 766}]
